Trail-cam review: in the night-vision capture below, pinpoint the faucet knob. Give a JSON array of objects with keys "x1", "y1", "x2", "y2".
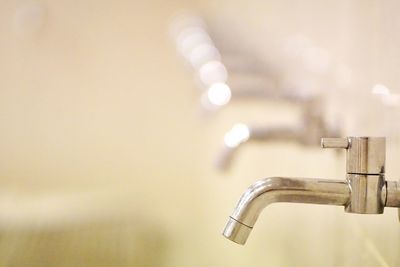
[
  {"x1": 321, "y1": 136, "x2": 385, "y2": 175},
  {"x1": 321, "y1": 138, "x2": 350, "y2": 149}
]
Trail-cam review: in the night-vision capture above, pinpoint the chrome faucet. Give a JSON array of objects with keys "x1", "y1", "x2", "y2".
[
  {"x1": 171, "y1": 15, "x2": 309, "y2": 112},
  {"x1": 222, "y1": 136, "x2": 400, "y2": 245},
  {"x1": 215, "y1": 98, "x2": 338, "y2": 170}
]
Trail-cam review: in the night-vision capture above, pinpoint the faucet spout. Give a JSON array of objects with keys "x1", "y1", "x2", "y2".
[{"x1": 222, "y1": 177, "x2": 350, "y2": 245}]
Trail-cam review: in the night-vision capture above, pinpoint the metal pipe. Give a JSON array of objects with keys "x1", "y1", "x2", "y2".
[{"x1": 223, "y1": 177, "x2": 350, "y2": 245}]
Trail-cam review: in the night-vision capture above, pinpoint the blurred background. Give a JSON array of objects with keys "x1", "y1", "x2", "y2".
[{"x1": 0, "y1": 0, "x2": 400, "y2": 266}]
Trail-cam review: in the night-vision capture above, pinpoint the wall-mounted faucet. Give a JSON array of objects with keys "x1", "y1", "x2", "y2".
[
  {"x1": 215, "y1": 98, "x2": 339, "y2": 170},
  {"x1": 171, "y1": 15, "x2": 310, "y2": 112},
  {"x1": 222, "y1": 136, "x2": 400, "y2": 245}
]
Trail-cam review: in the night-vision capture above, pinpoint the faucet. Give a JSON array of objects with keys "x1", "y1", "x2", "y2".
[
  {"x1": 215, "y1": 98, "x2": 338, "y2": 170},
  {"x1": 222, "y1": 136, "x2": 400, "y2": 245},
  {"x1": 172, "y1": 15, "x2": 310, "y2": 112}
]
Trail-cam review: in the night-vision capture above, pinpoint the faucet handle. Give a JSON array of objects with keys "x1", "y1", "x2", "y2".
[
  {"x1": 321, "y1": 136, "x2": 385, "y2": 175},
  {"x1": 321, "y1": 138, "x2": 350, "y2": 149}
]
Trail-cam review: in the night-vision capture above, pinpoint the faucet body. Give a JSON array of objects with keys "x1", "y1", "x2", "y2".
[{"x1": 223, "y1": 137, "x2": 400, "y2": 245}]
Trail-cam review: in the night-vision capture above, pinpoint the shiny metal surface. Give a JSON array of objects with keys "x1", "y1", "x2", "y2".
[
  {"x1": 321, "y1": 137, "x2": 350, "y2": 149},
  {"x1": 385, "y1": 181, "x2": 400, "y2": 221},
  {"x1": 223, "y1": 177, "x2": 350, "y2": 245},
  {"x1": 223, "y1": 217, "x2": 252, "y2": 245},
  {"x1": 322, "y1": 137, "x2": 385, "y2": 175},
  {"x1": 386, "y1": 181, "x2": 400, "y2": 208},
  {"x1": 223, "y1": 136, "x2": 400, "y2": 245},
  {"x1": 345, "y1": 174, "x2": 385, "y2": 214}
]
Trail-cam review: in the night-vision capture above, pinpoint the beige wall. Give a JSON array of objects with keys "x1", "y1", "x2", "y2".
[{"x1": 0, "y1": 0, "x2": 399, "y2": 266}]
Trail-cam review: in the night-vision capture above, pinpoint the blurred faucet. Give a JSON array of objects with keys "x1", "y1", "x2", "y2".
[
  {"x1": 171, "y1": 14, "x2": 334, "y2": 129},
  {"x1": 222, "y1": 137, "x2": 400, "y2": 245},
  {"x1": 171, "y1": 14, "x2": 291, "y2": 112},
  {"x1": 215, "y1": 97, "x2": 339, "y2": 170},
  {"x1": 171, "y1": 15, "x2": 341, "y2": 170}
]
